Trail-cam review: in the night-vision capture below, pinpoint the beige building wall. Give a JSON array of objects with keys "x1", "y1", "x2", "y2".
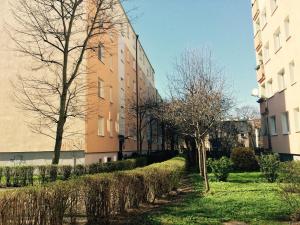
[{"x1": 251, "y1": 0, "x2": 300, "y2": 158}]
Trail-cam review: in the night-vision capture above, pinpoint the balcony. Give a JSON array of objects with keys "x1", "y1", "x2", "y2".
[
  {"x1": 252, "y1": 0, "x2": 260, "y2": 21},
  {"x1": 256, "y1": 62, "x2": 265, "y2": 83},
  {"x1": 254, "y1": 30, "x2": 262, "y2": 52}
]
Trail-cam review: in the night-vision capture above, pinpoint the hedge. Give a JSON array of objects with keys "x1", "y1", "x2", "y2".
[
  {"x1": 0, "y1": 150, "x2": 177, "y2": 187},
  {"x1": 0, "y1": 157, "x2": 185, "y2": 225}
]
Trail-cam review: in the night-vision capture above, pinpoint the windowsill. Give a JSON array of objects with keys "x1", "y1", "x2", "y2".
[
  {"x1": 296, "y1": 130, "x2": 300, "y2": 133},
  {"x1": 291, "y1": 81, "x2": 297, "y2": 86},
  {"x1": 271, "y1": 6, "x2": 278, "y2": 16},
  {"x1": 271, "y1": 133, "x2": 278, "y2": 136},
  {"x1": 265, "y1": 58, "x2": 271, "y2": 65},
  {"x1": 99, "y1": 96, "x2": 105, "y2": 100},
  {"x1": 274, "y1": 46, "x2": 282, "y2": 54},
  {"x1": 98, "y1": 135, "x2": 105, "y2": 137},
  {"x1": 262, "y1": 22, "x2": 268, "y2": 31},
  {"x1": 278, "y1": 88, "x2": 287, "y2": 93},
  {"x1": 110, "y1": 68, "x2": 113, "y2": 72},
  {"x1": 286, "y1": 35, "x2": 291, "y2": 42},
  {"x1": 282, "y1": 132, "x2": 290, "y2": 136},
  {"x1": 99, "y1": 59, "x2": 105, "y2": 64}
]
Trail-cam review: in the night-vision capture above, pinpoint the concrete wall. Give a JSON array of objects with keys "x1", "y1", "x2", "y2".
[{"x1": 0, "y1": 151, "x2": 85, "y2": 166}]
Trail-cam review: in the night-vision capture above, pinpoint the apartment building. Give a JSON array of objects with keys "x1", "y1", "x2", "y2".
[
  {"x1": 251, "y1": 0, "x2": 300, "y2": 159},
  {"x1": 0, "y1": 0, "x2": 161, "y2": 165}
]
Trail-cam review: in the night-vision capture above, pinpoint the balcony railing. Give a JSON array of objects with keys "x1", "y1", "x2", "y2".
[
  {"x1": 256, "y1": 62, "x2": 265, "y2": 83},
  {"x1": 254, "y1": 30, "x2": 262, "y2": 52},
  {"x1": 252, "y1": 0, "x2": 260, "y2": 21}
]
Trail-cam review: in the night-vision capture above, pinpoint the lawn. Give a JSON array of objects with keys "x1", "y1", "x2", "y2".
[{"x1": 132, "y1": 172, "x2": 293, "y2": 225}]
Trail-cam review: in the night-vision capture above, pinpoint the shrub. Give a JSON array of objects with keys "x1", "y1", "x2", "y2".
[
  {"x1": 230, "y1": 147, "x2": 259, "y2": 171},
  {"x1": 49, "y1": 165, "x2": 58, "y2": 182},
  {"x1": 4, "y1": 167, "x2": 11, "y2": 187},
  {"x1": 0, "y1": 157, "x2": 185, "y2": 225},
  {"x1": 0, "y1": 167, "x2": 3, "y2": 186},
  {"x1": 74, "y1": 164, "x2": 85, "y2": 176},
  {"x1": 258, "y1": 153, "x2": 280, "y2": 182},
  {"x1": 38, "y1": 165, "x2": 48, "y2": 184},
  {"x1": 61, "y1": 165, "x2": 72, "y2": 180},
  {"x1": 208, "y1": 157, "x2": 233, "y2": 182},
  {"x1": 279, "y1": 161, "x2": 300, "y2": 221}
]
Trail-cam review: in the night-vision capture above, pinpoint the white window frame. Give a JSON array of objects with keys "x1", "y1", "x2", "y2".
[
  {"x1": 284, "y1": 17, "x2": 290, "y2": 40},
  {"x1": 281, "y1": 112, "x2": 290, "y2": 135},
  {"x1": 273, "y1": 28, "x2": 281, "y2": 52},
  {"x1": 98, "y1": 79, "x2": 105, "y2": 98},
  {"x1": 98, "y1": 44, "x2": 104, "y2": 62},
  {"x1": 269, "y1": 116, "x2": 277, "y2": 136},
  {"x1": 270, "y1": 0, "x2": 278, "y2": 14},
  {"x1": 289, "y1": 61, "x2": 295, "y2": 85},
  {"x1": 264, "y1": 42, "x2": 270, "y2": 62},
  {"x1": 261, "y1": 8, "x2": 267, "y2": 27},
  {"x1": 294, "y1": 107, "x2": 300, "y2": 132},
  {"x1": 267, "y1": 79, "x2": 273, "y2": 97},
  {"x1": 277, "y1": 69, "x2": 286, "y2": 92},
  {"x1": 98, "y1": 117, "x2": 105, "y2": 136}
]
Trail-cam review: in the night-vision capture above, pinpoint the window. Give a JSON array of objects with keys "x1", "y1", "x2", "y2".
[
  {"x1": 267, "y1": 79, "x2": 273, "y2": 97},
  {"x1": 281, "y1": 112, "x2": 290, "y2": 134},
  {"x1": 270, "y1": 0, "x2": 278, "y2": 14},
  {"x1": 98, "y1": 117, "x2": 105, "y2": 136},
  {"x1": 109, "y1": 86, "x2": 113, "y2": 103},
  {"x1": 261, "y1": 8, "x2": 267, "y2": 27},
  {"x1": 284, "y1": 17, "x2": 290, "y2": 39},
  {"x1": 289, "y1": 61, "x2": 295, "y2": 84},
  {"x1": 264, "y1": 42, "x2": 270, "y2": 62},
  {"x1": 107, "y1": 157, "x2": 112, "y2": 162},
  {"x1": 277, "y1": 69, "x2": 286, "y2": 91},
  {"x1": 109, "y1": 120, "x2": 114, "y2": 137},
  {"x1": 98, "y1": 44, "x2": 104, "y2": 62},
  {"x1": 98, "y1": 79, "x2": 105, "y2": 98},
  {"x1": 109, "y1": 54, "x2": 113, "y2": 70},
  {"x1": 273, "y1": 28, "x2": 281, "y2": 52},
  {"x1": 269, "y1": 116, "x2": 277, "y2": 135},
  {"x1": 294, "y1": 108, "x2": 300, "y2": 132}
]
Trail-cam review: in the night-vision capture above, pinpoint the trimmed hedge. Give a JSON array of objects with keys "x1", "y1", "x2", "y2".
[
  {"x1": 230, "y1": 147, "x2": 259, "y2": 171},
  {"x1": 0, "y1": 157, "x2": 185, "y2": 225}
]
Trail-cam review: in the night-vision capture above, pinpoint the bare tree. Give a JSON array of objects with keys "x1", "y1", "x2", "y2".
[
  {"x1": 166, "y1": 49, "x2": 233, "y2": 192},
  {"x1": 235, "y1": 105, "x2": 260, "y2": 120},
  {"x1": 10, "y1": 0, "x2": 125, "y2": 164},
  {"x1": 127, "y1": 96, "x2": 159, "y2": 154}
]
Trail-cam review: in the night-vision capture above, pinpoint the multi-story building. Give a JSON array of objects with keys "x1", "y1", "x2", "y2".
[
  {"x1": 251, "y1": 0, "x2": 300, "y2": 160},
  {"x1": 0, "y1": 0, "x2": 161, "y2": 165}
]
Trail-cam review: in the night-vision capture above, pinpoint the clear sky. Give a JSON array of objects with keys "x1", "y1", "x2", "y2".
[{"x1": 123, "y1": 0, "x2": 258, "y2": 107}]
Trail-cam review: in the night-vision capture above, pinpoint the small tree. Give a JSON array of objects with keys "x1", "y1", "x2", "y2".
[
  {"x1": 166, "y1": 49, "x2": 233, "y2": 192},
  {"x1": 10, "y1": 0, "x2": 125, "y2": 164}
]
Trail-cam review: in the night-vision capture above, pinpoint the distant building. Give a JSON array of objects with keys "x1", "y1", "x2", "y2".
[
  {"x1": 209, "y1": 119, "x2": 262, "y2": 156},
  {"x1": 251, "y1": 0, "x2": 300, "y2": 160},
  {"x1": 0, "y1": 0, "x2": 161, "y2": 165}
]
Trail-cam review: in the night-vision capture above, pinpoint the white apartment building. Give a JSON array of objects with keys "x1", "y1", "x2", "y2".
[{"x1": 251, "y1": 0, "x2": 300, "y2": 160}]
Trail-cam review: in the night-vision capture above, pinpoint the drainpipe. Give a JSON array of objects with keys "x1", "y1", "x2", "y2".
[{"x1": 136, "y1": 34, "x2": 140, "y2": 154}]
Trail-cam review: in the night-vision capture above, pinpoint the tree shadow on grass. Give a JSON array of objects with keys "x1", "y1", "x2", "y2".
[{"x1": 127, "y1": 173, "x2": 290, "y2": 225}]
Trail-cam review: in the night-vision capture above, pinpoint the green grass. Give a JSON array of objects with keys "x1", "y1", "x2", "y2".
[{"x1": 133, "y1": 172, "x2": 292, "y2": 225}]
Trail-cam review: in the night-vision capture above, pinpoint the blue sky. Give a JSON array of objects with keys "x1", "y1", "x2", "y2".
[{"x1": 123, "y1": 0, "x2": 258, "y2": 107}]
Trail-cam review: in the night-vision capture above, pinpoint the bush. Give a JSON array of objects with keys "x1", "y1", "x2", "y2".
[
  {"x1": 279, "y1": 161, "x2": 300, "y2": 221},
  {"x1": 49, "y1": 165, "x2": 58, "y2": 182},
  {"x1": 0, "y1": 157, "x2": 185, "y2": 225},
  {"x1": 4, "y1": 167, "x2": 11, "y2": 187},
  {"x1": 38, "y1": 165, "x2": 47, "y2": 184},
  {"x1": 230, "y1": 147, "x2": 259, "y2": 171},
  {"x1": 61, "y1": 165, "x2": 72, "y2": 180},
  {"x1": 258, "y1": 154, "x2": 280, "y2": 182},
  {"x1": 74, "y1": 164, "x2": 85, "y2": 176},
  {"x1": 208, "y1": 157, "x2": 233, "y2": 182}
]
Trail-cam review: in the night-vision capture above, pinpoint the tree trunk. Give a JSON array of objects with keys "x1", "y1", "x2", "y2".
[
  {"x1": 201, "y1": 142, "x2": 210, "y2": 192},
  {"x1": 196, "y1": 140, "x2": 204, "y2": 177},
  {"x1": 52, "y1": 89, "x2": 67, "y2": 165},
  {"x1": 161, "y1": 123, "x2": 165, "y2": 151}
]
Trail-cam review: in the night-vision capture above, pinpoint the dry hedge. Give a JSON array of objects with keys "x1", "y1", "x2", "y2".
[{"x1": 0, "y1": 157, "x2": 185, "y2": 225}]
